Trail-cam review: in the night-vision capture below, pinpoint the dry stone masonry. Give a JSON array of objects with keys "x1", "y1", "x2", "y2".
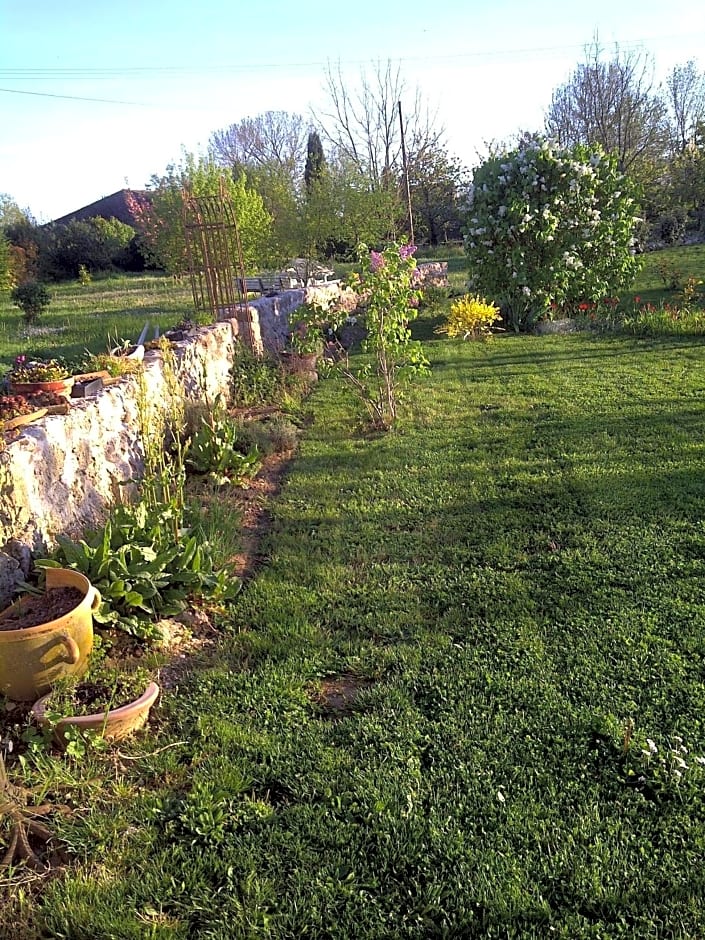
[{"x1": 0, "y1": 286, "x2": 334, "y2": 607}]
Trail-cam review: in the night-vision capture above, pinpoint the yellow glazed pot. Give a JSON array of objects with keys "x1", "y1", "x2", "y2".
[{"x1": 0, "y1": 568, "x2": 99, "y2": 701}]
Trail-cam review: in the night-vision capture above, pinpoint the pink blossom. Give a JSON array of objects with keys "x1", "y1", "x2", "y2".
[
  {"x1": 399, "y1": 244, "x2": 417, "y2": 260},
  {"x1": 370, "y1": 251, "x2": 385, "y2": 272}
]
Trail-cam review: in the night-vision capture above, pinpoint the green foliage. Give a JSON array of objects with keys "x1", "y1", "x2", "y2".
[
  {"x1": 40, "y1": 397, "x2": 241, "y2": 641},
  {"x1": 436, "y1": 293, "x2": 502, "y2": 340},
  {"x1": 42, "y1": 217, "x2": 137, "y2": 280},
  {"x1": 136, "y1": 155, "x2": 273, "y2": 275},
  {"x1": 653, "y1": 207, "x2": 688, "y2": 245},
  {"x1": 408, "y1": 147, "x2": 470, "y2": 245},
  {"x1": 185, "y1": 402, "x2": 262, "y2": 486},
  {"x1": 304, "y1": 130, "x2": 326, "y2": 191},
  {"x1": 230, "y1": 345, "x2": 283, "y2": 406},
  {"x1": 42, "y1": 495, "x2": 237, "y2": 640},
  {"x1": 466, "y1": 137, "x2": 641, "y2": 331},
  {"x1": 312, "y1": 242, "x2": 430, "y2": 429},
  {"x1": 10, "y1": 279, "x2": 51, "y2": 323},
  {"x1": 0, "y1": 234, "x2": 12, "y2": 291}
]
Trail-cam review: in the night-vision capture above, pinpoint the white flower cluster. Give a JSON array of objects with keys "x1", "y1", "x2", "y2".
[{"x1": 639, "y1": 733, "x2": 705, "y2": 784}]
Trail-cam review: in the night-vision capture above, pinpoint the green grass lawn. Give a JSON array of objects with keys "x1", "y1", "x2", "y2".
[
  {"x1": 0, "y1": 273, "x2": 195, "y2": 373},
  {"x1": 9, "y1": 325, "x2": 705, "y2": 938}
]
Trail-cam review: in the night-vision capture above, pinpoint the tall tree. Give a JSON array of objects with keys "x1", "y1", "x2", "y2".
[
  {"x1": 304, "y1": 130, "x2": 326, "y2": 191},
  {"x1": 664, "y1": 60, "x2": 705, "y2": 154},
  {"x1": 0, "y1": 193, "x2": 32, "y2": 230},
  {"x1": 127, "y1": 155, "x2": 273, "y2": 275},
  {"x1": 209, "y1": 111, "x2": 308, "y2": 180},
  {"x1": 318, "y1": 60, "x2": 444, "y2": 190},
  {"x1": 407, "y1": 148, "x2": 470, "y2": 245},
  {"x1": 544, "y1": 40, "x2": 667, "y2": 175}
]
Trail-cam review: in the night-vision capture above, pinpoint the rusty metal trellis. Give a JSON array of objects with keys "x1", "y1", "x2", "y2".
[{"x1": 181, "y1": 179, "x2": 258, "y2": 353}]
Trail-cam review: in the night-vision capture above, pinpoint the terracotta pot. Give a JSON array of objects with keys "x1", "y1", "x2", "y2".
[
  {"x1": 280, "y1": 350, "x2": 319, "y2": 374},
  {"x1": 32, "y1": 681, "x2": 160, "y2": 745},
  {"x1": 0, "y1": 568, "x2": 98, "y2": 701},
  {"x1": 9, "y1": 377, "x2": 74, "y2": 397}
]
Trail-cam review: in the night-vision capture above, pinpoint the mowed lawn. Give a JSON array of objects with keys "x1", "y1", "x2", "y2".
[{"x1": 22, "y1": 327, "x2": 705, "y2": 939}]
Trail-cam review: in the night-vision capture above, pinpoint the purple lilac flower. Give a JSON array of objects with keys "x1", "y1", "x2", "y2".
[
  {"x1": 399, "y1": 244, "x2": 417, "y2": 260},
  {"x1": 370, "y1": 250, "x2": 385, "y2": 272}
]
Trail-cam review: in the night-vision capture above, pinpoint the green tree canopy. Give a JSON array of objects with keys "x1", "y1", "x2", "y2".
[{"x1": 131, "y1": 155, "x2": 273, "y2": 275}]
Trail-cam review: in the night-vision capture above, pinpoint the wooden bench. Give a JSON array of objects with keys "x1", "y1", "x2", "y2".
[{"x1": 237, "y1": 275, "x2": 303, "y2": 297}]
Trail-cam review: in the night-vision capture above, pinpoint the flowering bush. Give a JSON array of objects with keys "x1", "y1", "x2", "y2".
[
  {"x1": 466, "y1": 137, "x2": 641, "y2": 331},
  {"x1": 340, "y1": 243, "x2": 428, "y2": 429},
  {"x1": 436, "y1": 294, "x2": 502, "y2": 340},
  {"x1": 10, "y1": 355, "x2": 69, "y2": 383},
  {"x1": 310, "y1": 243, "x2": 428, "y2": 429}
]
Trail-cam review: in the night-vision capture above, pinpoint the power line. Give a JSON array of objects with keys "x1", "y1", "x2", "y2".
[
  {"x1": 0, "y1": 86, "x2": 150, "y2": 106},
  {"x1": 0, "y1": 33, "x2": 701, "y2": 80}
]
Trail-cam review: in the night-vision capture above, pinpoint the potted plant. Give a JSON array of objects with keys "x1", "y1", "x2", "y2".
[
  {"x1": 0, "y1": 568, "x2": 99, "y2": 702},
  {"x1": 9, "y1": 355, "x2": 74, "y2": 396},
  {"x1": 79, "y1": 352, "x2": 142, "y2": 380},
  {"x1": 32, "y1": 666, "x2": 160, "y2": 745}
]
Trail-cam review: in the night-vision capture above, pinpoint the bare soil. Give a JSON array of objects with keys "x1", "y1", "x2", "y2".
[{"x1": 0, "y1": 588, "x2": 84, "y2": 631}]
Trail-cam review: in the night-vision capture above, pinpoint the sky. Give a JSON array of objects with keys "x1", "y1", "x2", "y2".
[{"x1": 1, "y1": 0, "x2": 704, "y2": 222}]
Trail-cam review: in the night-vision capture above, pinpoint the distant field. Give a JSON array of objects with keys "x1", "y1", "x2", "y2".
[{"x1": 0, "y1": 273, "x2": 195, "y2": 374}]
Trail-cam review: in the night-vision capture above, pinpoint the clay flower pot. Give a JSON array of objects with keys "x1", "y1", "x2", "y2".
[
  {"x1": 9, "y1": 377, "x2": 74, "y2": 397},
  {"x1": 0, "y1": 568, "x2": 98, "y2": 702},
  {"x1": 280, "y1": 350, "x2": 319, "y2": 374},
  {"x1": 32, "y1": 681, "x2": 160, "y2": 745}
]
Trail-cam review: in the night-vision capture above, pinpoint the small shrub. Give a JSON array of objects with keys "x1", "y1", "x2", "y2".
[
  {"x1": 656, "y1": 259, "x2": 684, "y2": 291},
  {"x1": 78, "y1": 264, "x2": 92, "y2": 286},
  {"x1": 231, "y1": 347, "x2": 282, "y2": 407},
  {"x1": 436, "y1": 294, "x2": 502, "y2": 340},
  {"x1": 243, "y1": 416, "x2": 300, "y2": 455},
  {"x1": 419, "y1": 284, "x2": 451, "y2": 311},
  {"x1": 10, "y1": 280, "x2": 51, "y2": 324},
  {"x1": 185, "y1": 402, "x2": 261, "y2": 486},
  {"x1": 654, "y1": 209, "x2": 687, "y2": 246}
]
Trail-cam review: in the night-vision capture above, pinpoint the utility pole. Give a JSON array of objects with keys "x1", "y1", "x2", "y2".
[{"x1": 398, "y1": 100, "x2": 414, "y2": 245}]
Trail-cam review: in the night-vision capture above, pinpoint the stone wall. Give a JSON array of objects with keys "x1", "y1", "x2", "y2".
[
  {"x1": 0, "y1": 287, "x2": 333, "y2": 607},
  {"x1": 416, "y1": 261, "x2": 448, "y2": 287}
]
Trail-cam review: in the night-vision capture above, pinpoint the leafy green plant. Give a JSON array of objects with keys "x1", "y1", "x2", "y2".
[
  {"x1": 10, "y1": 354, "x2": 69, "y2": 383},
  {"x1": 435, "y1": 293, "x2": 502, "y2": 340},
  {"x1": 10, "y1": 280, "x2": 51, "y2": 324},
  {"x1": 312, "y1": 243, "x2": 430, "y2": 430},
  {"x1": 230, "y1": 346, "x2": 282, "y2": 406},
  {"x1": 40, "y1": 495, "x2": 238, "y2": 640},
  {"x1": 288, "y1": 302, "x2": 327, "y2": 356},
  {"x1": 186, "y1": 402, "x2": 261, "y2": 486}
]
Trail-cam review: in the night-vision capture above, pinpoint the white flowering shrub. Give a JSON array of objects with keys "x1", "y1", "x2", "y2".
[{"x1": 465, "y1": 137, "x2": 641, "y2": 331}]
